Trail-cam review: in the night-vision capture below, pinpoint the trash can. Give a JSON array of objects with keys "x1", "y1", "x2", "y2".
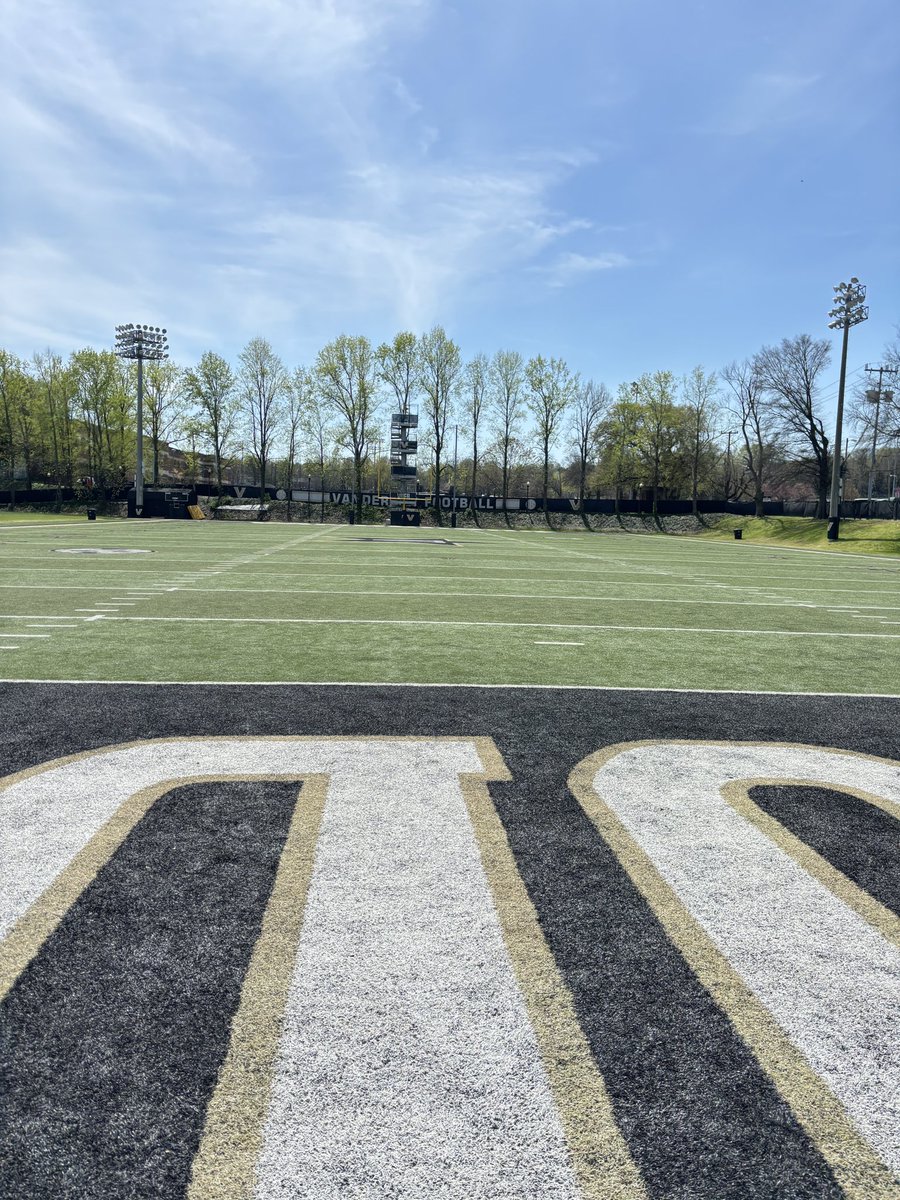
[
  {"x1": 733, "y1": 528, "x2": 742, "y2": 540},
  {"x1": 347, "y1": 509, "x2": 356, "y2": 525},
  {"x1": 87, "y1": 509, "x2": 97, "y2": 521}
]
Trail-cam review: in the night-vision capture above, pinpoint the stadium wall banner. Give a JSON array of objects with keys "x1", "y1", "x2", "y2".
[{"x1": 1, "y1": 682, "x2": 898, "y2": 1200}]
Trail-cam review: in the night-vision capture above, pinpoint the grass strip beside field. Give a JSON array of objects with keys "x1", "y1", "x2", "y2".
[{"x1": 702, "y1": 516, "x2": 900, "y2": 556}]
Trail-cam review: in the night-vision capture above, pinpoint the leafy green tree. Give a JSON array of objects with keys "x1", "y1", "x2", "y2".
[
  {"x1": 0, "y1": 351, "x2": 32, "y2": 506},
  {"x1": 69, "y1": 348, "x2": 131, "y2": 497},
  {"x1": 33, "y1": 351, "x2": 76, "y2": 503},
  {"x1": 376, "y1": 332, "x2": 419, "y2": 415},
  {"x1": 182, "y1": 352, "x2": 239, "y2": 497},
  {"x1": 525, "y1": 355, "x2": 577, "y2": 522},
  {"x1": 315, "y1": 334, "x2": 379, "y2": 515},
  {"x1": 596, "y1": 389, "x2": 643, "y2": 513},
  {"x1": 142, "y1": 360, "x2": 184, "y2": 485},
  {"x1": 463, "y1": 353, "x2": 489, "y2": 504},
  {"x1": 419, "y1": 326, "x2": 461, "y2": 517},
  {"x1": 489, "y1": 350, "x2": 525, "y2": 510},
  {"x1": 630, "y1": 371, "x2": 680, "y2": 517}
]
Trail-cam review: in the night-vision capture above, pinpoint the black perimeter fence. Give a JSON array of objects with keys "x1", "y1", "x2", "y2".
[{"x1": 1, "y1": 485, "x2": 898, "y2": 521}]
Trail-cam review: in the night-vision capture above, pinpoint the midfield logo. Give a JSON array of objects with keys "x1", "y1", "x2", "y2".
[{"x1": 2, "y1": 734, "x2": 898, "y2": 1199}]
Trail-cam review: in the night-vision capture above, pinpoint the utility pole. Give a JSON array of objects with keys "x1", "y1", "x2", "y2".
[
  {"x1": 826, "y1": 279, "x2": 867, "y2": 539},
  {"x1": 864, "y1": 364, "x2": 898, "y2": 501}
]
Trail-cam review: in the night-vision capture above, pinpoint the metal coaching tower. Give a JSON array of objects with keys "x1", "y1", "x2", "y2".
[{"x1": 389, "y1": 406, "x2": 420, "y2": 525}]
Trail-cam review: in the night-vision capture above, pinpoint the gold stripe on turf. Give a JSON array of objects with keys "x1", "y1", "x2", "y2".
[
  {"x1": 569, "y1": 743, "x2": 900, "y2": 1200},
  {"x1": 0, "y1": 768, "x2": 289, "y2": 1003},
  {"x1": 723, "y1": 779, "x2": 900, "y2": 950},
  {"x1": 465, "y1": 738, "x2": 648, "y2": 1200},
  {"x1": 187, "y1": 776, "x2": 328, "y2": 1200}
]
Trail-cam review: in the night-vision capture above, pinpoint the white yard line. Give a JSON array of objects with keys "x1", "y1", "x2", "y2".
[
  {"x1": 534, "y1": 640, "x2": 584, "y2": 646},
  {"x1": 76, "y1": 583, "x2": 897, "y2": 613},
  {"x1": 79, "y1": 614, "x2": 900, "y2": 639}
]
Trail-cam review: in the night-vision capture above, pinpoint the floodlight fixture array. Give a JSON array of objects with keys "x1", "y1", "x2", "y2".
[
  {"x1": 827, "y1": 278, "x2": 868, "y2": 331},
  {"x1": 114, "y1": 324, "x2": 169, "y2": 361}
]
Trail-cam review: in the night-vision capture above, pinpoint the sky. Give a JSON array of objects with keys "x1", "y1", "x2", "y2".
[{"x1": 2, "y1": 0, "x2": 898, "y2": 418}]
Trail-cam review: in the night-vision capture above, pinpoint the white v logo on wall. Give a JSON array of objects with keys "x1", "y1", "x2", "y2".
[{"x1": 2, "y1": 734, "x2": 898, "y2": 1198}]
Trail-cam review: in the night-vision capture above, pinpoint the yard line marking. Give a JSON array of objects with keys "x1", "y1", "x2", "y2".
[
  {"x1": 85, "y1": 615, "x2": 900, "y2": 639},
  {"x1": 0, "y1": 633, "x2": 51, "y2": 638},
  {"x1": 118, "y1": 583, "x2": 900, "y2": 614},
  {"x1": 84, "y1": 615, "x2": 106, "y2": 622},
  {"x1": 534, "y1": 641, "x2": 585, "y2": 646},
  {"x1": 26, "y1": 623, "x2": 76, "y2": 629}
]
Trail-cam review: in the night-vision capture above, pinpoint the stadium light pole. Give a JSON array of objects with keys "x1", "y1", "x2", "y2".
[
  {"x1": 826, "y1": 280, "x2": 867, "y2": 540},
  {"x1": 115, "y1": 324, "x2": 169, "y2": 516}
]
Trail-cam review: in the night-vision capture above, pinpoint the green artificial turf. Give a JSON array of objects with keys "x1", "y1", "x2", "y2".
[
  {"x1": 701, "y1": 515, "x2": 900, "y2": 555},
  {"x1": 1, "y1": 518, "x2": 898, "y2": 692},
  {"x1": 0, "y1": 511, "x2": 99, "y2": 525}
]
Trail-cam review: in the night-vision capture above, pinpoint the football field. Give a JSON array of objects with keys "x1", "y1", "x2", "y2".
[
  {"x1": 2, "y1": 518, "x2": 898, "y2": 1200},
  {"x1": 0, "y1": 517, "x2": 898, "y2": 692}
]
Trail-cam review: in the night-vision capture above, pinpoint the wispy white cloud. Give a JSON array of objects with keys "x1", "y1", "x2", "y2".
[
  {"x1": 536, "y1": 252, "x2": 631, "y2": 289},
  {"x1": 0, "y1": 0, "x2": 621, "y2": 363},
  {"x1": 704, "y1": 71, "x2": 823, "y2": 137}
]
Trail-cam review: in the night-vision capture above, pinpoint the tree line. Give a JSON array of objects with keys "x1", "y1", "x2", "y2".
[{"x1": 1, "y1": 326, "x2": 898, "y2": 514}]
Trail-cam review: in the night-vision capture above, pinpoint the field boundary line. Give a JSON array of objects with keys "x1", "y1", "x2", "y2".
[{"x1": 1, "y1": 679, "x2": 898, "y2": 697}]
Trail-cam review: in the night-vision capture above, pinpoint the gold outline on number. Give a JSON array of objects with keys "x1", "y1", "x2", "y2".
[
  {"x1": 568, "y1": 740, "x2": 900, "y2": 1200},
  {"x1": 463, "y1": 738, "x2": 648, "y2": 1200}
]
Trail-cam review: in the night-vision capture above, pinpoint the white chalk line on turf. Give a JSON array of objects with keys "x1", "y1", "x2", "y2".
[
  {"x1": 2, "y1": 678, "x2": 898, "y2": 698},
  {"x1": 49, "y1": 583, "x2": 893, "y2": 613},
  {"x1": 55, "y1": 614, "x2": 900, "y2": 639}
]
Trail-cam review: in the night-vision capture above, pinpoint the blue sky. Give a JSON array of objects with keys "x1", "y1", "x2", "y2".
[{"x1": 2, "y1": 0, "x2": 898, "y2": 413}]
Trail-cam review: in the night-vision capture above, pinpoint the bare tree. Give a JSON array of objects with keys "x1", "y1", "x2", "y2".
[
  {"x1": 419, "y1": 325, "x2": 461, "y2": 519},
  {"x1": 754, "y1": 335, "x2": 832, "y2": 517},
  {"x1": 489, "y1": 350, "x2": 525, "y2": 510},
  {"x1": 182, "y1": 352, "x2": 238, "y2": 496},
  {"x1": 526, "y1": 355, "x2": 575, "y2": 523},
  {"x1": 238, "y1": 338, "x2": 287, "y2": 501},
  {"x1": 315, "y1": 334, "x2": 379, "y2": 515},
  {"x1": 463, "y1": 352, "x2": 489, "y2": 506},
  {"x1": 681, "y1": 366, "x2": 719, "y2": 515},
  {"x1": 722, "y1": 359, "x2": 779, "y2": 516},
  {"x1": 571, "y1": 379, "x2": 610, "y2": 506}
]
